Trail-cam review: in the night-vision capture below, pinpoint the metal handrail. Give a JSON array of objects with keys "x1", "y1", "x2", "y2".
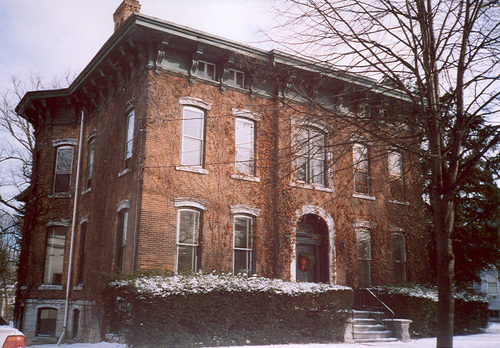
[{"x1": 366, "y1": 288, "x2": 395, "y2": 320}]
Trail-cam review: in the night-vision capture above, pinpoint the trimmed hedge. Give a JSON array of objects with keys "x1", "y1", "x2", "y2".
[
  {"x1": 377, "y1": 286, "x2": 489, "y2": 338},
  {"x1": 103, "y1": 273, "x2": 353, "y2": 347}
]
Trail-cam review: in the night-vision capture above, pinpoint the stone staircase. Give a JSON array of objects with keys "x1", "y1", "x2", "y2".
[{"x1": 348, "y1": 310, "x2": 399, "y2": 343}]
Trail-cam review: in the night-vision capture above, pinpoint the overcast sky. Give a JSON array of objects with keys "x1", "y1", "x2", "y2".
[{"x1": 0, "y1": 0, "x2": 277, "y2": 90}]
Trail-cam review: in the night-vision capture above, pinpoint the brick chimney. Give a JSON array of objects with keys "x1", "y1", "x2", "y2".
[{"x1": 113, "y1": 0, "x2": 141, "y2": 31}]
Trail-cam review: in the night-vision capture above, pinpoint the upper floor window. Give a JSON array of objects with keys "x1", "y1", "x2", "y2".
[
  {"x1": 233, "y1": 215, "x2": 255, "y2": 275},
  {"x1": 53, "y1": 146, "x2": 74, "y2": 193},
  {"x1": 353, "y1": 143, "x2": 369, "y2": 194},
  {"x1": 176, "y1": 208, "x2": 201, "y2": 273},
  {"x1": 44, "y1": 226, "x2": 66, "y2": 285},
  {"x1": 296, "y1": 127, "x2": 326, "y2": 186},
  {"x1": 116, "y1": 209, "x2": 129, "y2": 273},
  {"x1": 388, "y1": 151, "x2": 404, "y2": 200},
  {"x1": 392, "y1": 233, "x2": 407, "y2": 284},
  {"x1": 197, "y1": 60, "x2": 216, "y2": 80},
  {"x1": 235, "y1": 118, "x2": 255, "y2": 176},
  {"x1": 86, "y1": 138, "x2": 95, "y2": 189},
  {"x1": 227, "y1": 69, "x2": 245, "y2": 88},
  {"x1": 124, "y1": 110, "x2": 135, "y2": 169},
  {"x1": 181, "y1": 106, "x2": 205, "y2": 167}
]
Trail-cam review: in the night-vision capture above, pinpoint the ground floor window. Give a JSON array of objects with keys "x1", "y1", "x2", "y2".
[
  {"x1": 233, "y1": 215, "x2": 255, "y2": 275},
  {"x1": 37, "y1": 308, "x2": 57, "y2": 337},
  {"x1": 356, "y1": 229, "x2": 372, "y2": 287},
  {"x1": 176, "y1": 209, "x2": 201, "y2": 272}
]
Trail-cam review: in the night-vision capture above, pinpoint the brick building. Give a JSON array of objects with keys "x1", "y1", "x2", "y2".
[{"x1": 14, "y1": 1, "x2": 429, "y2": 343}]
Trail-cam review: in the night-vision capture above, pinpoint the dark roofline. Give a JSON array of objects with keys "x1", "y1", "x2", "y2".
[{"x1": 16, "y1": 12, "x2": 411, "y2": 116}]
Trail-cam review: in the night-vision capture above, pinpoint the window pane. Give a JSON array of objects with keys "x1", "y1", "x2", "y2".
[
  {"x1": 183, "y1": 109, "x2": 203, "y2": 138},
  {"x1": 44, "y1": 227, "x2": 66, "y2": 285},
  {"x1": 125, "y1": 111, "x2": 134, "y2": 163},
  {"x1": 296, "y1": 128, "x2": 325, "y2": 185},
  {"x1": 54, "y1": 147, "x2": 73, "y2": 193},
  {"x1": 234, "y1": 249, "x2": 250, "y2": 273},
  {"x1": 234, "y1": 217, "x2": 250, "y2": 248},
  {"x1": 178, "y1": 245, "x2": 197, "y2": 273},
  {"x1": 357, "y1": 230, "x2": 371, "y2": 260},
  {"x1": 388, "y1": 152, "x2": 402, "y2": 176},
  {"x1": 182, "y1": 138, "x2": 202, "y2": 166},
  {"x1": 87, "y1": 139, "x2": 95, "y2": 183},
  {"x1": 355, "y1": 171, "x2": 369, "y2": 194},
  {"x1": 178, "y1": 210, "x2": 199, "y2": 244}
]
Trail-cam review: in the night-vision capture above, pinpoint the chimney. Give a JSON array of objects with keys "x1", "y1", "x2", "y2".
[{"x1": 113, "y1": 0, "x2": 141, "y2": 31}]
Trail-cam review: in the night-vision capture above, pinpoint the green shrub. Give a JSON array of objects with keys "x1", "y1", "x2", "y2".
[
  {"x1": 103, "y1": 272, "x2": 353, "y2": 347},
  {"x1": 377, "y1": 285, "x2": 489, "y2": 338}
]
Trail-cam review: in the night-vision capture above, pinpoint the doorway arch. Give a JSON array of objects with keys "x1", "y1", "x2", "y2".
[{"x1": 292, "y1": 206, "x2": 335, "y2": 283}]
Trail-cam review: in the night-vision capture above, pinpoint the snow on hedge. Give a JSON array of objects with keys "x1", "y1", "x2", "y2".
[
  {"x1": 384, "y1": 285, "x2": 487, "y2": 302},
  {"x1": 110, "y1": 273, "x2": 351, "y2": 298}
]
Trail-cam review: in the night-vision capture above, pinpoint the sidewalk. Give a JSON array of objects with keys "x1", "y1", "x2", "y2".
[{"x1": 29, "y1": 323, "x2": 500, "y2": 348}]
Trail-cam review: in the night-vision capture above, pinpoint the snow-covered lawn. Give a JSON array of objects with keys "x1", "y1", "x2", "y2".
[{"x1": 28, "y1": 323, "x2": 500, "y2": 348}]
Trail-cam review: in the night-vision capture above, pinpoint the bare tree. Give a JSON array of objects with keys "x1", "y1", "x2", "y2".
[{"x1": 267, "y1": 1, "x2": 500, "y2": 346}]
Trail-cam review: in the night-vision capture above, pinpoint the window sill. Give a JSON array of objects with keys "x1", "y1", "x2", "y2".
[
  {"x1": 388, "y1": 199, "x2": 410, "y2": 206},
  {"x1": 231, "y1": 174, "x2": 260, "y2": 182},
  {"x1": 291, "y1": 181, "x2": 333, "y2": 193},
  {"x1": 82, "y1": 187, "x2": 91, "y2": 195},
  {"x1": 48, "y1": 193, "x2": 71, "y2": 198},
  {"x1": 352, "y1": 193, "x2": 376, "y2": 201},
  {"x1": 176, "y1": 166, "x2": 209, "y2": 175},
  {"x1": 118, "y1": 168, "x2": 132, "y2": 177},
  {"x1": 38, "y1": 285, "x2": 63, "y2": 291},
  {"x1": 73, "y1": 284, "x2": 83, "y2": 290}
]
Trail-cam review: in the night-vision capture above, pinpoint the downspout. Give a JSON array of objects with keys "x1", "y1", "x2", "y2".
[{"x1": 58, "y1": 110, "x2": 85, "y2": 345}]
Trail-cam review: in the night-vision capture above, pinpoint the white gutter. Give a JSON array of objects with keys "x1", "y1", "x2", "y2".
[{"x1": 57, "y1": 110, "x2": 85, "y2": 345}]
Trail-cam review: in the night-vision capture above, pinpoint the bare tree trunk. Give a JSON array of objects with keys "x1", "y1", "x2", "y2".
[{"x1": 432, "y1": 190, "x2": 455, "y2": 348}]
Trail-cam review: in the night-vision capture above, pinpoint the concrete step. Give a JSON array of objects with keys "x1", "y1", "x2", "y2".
[
  {"x1": 354, "y1": 337, "x2": 400, "y2": 343},
  {"x1": 353, "y1": 330, "x2": 394, "y2": 340},
  {"x1": 353, "y1": 323, "x2": 387, "y2": 332}
]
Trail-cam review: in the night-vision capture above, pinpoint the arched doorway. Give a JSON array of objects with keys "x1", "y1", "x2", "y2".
[{"x1": 296, "y1": 214, "x2": 329, "y2": 283}]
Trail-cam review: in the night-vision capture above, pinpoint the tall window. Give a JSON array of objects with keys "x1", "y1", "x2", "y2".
[
  {"x1": 233, "y1": 216, "x2": 255, "y2": 275},
  {"x1": 53, "y1": 146, "x2": 74, "y2": 193},
  {"x1": 296, "y1": 127, "x2": 326, "y2": 185},
  {"x1": 37, "y1": 308, "x2": 57, "y2": 337},
  {"x1": 124, "y1": 110, "x2": 135, "y2": 169},
  {"x1": 77, "y1": 222, "x2": 88, "y2": 285},
  {"x1": 197, "y1": 60, "x2": 216, "y2": 80},
  {"x1": 86, "y1": 138, "x2": 95, "y2": 189},
  {"x1": 44, "y1": 226, "x2": 66, "y2": 285},
  {"x1": 227, "y1": 69, "x2": 245, "y2": 88},
  {"x1": 116, "y1": 210, "x2": 128, "y2": 273},
  {"x1": 181, "y1": 106, "x2": 205, "y2": 166},
  {"x1": 176, "y1": 209, "x2": 201, "y2": 273},
  {"x1": 235, "y1": 118, "x2": 255, "y2": 175},
  {"x1": 388, "y1": 151, "x2": 404, "y2": 200},
  {"x1": 356, "y1": 229, "x2": 372, "y2": 287},
  {"x1": 353, "y1": 143, "x2": 369, "y2": 194},
  {"x1": 392, "y1": 233, "x2": 407, "y2": 284}
]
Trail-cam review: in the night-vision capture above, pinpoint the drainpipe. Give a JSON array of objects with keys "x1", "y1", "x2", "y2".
[{"x1": 58, "y1": 110, "x2": 85, "y2": 345}]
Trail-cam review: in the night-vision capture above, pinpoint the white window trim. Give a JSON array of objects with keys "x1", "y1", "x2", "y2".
[
  {"x1": 52, "y1": 138, "x2": 78, "y2": 147},
  {"x1": 230, "y1": 204, "x2": 261, "y2": 217},
  {"x1": 174, "y1": 197, "x2": 207, "y2": 211},
  {"x1": 232, "y1": 109, "x2": 261, "y2": 122},
  {"x1": 116, "y1": 200, "x2": 130, "y2": 212},
  {"x1": 234, "y1": 117, "x2": 256, "y2": 177},
  {"x1": 233, "y1": 215, "x2": 254, "y2": 274},
  {"x1": 180, "y1": 106, "x2": 205, "y2": 167},
  {"x1": 175, "y1": 208, "x2": 202, "y2": 273},
  {"x1": 179, "y1": 97, "x2": 212, "y2": 110}
]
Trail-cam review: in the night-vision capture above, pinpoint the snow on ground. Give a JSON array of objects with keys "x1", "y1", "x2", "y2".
[{"x1": 28, "y1": 323, "x2": 500, "y2": 348}]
